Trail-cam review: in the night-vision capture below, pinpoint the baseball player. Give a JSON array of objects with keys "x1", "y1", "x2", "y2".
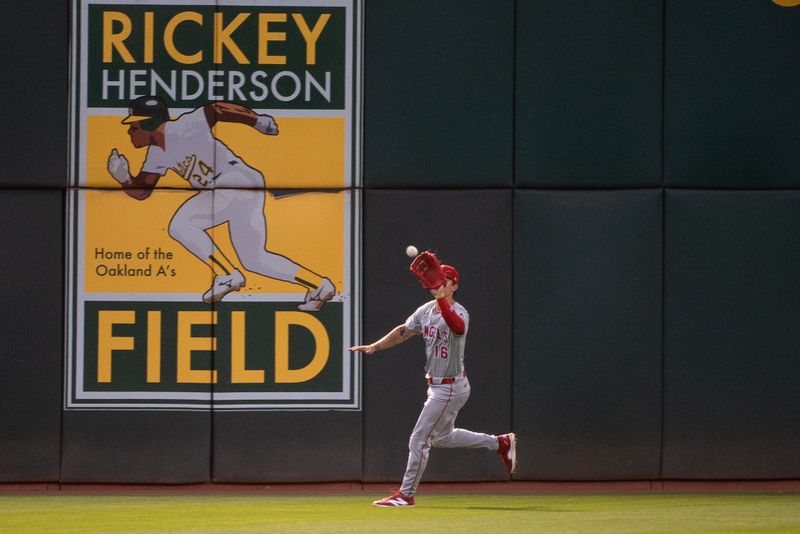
[
  {"x1": 106, "y1": 95, "x2": 335, "y2": 310},
  {"x1": 349, "y1": 262, "x2": 516, "y2": 507}
]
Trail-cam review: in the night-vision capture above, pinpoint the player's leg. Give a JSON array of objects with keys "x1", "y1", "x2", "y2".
[
  {"x1": 397, "y1": 404, "x2": 436, "y2": 498},
  {"x1": 426, "y1": 378, "x2": 517, "y2": 474},
  {"x1": 429, "y1": 380, "x2": 498, "y2": 450},
  {"x1": 398, "y1": 385, "x2": 467, "y2": 498},
  {"x1": 220, "y1": 188, "x2": 335, "y2": 309},
  {"x1": 168, "y1": 191, "x2": 245, "y2": 303},
  {"x1": 168, "y1": 191, "x2": 215, "y2": 259},
  {"x1": 433, "y1": 427, "x2": 500, "y2": 449},
  {"x1": 220, "y1": 189, "x2": 299, "y2": 281}
]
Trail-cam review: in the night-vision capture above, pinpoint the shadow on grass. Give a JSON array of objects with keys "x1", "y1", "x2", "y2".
[{"x1": 423, "y1": 505, "x2": 572, "y2": 512}]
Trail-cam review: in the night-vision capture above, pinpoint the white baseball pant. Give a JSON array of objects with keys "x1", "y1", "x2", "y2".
[
  {"x1": 399, "y1": 376, "x2": 499, "y2": 497},
  {"x1": 168, "y1": 186, "x2": 300, "y2": 282}
]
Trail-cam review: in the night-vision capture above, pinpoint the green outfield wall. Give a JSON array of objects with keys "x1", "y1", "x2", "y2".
[{"x1": 1, "y1": 0, "x2": 799, "y2": 484}]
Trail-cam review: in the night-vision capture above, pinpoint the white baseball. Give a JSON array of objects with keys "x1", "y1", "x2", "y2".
[{"x1": 406, "y1": 245, "x2": 419, "y2": 258}]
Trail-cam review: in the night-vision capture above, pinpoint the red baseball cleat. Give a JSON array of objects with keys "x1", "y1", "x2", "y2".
[
  {"x1": 372, "y1": 489, "x2": 416, "y2": 507},
  {"x1": 497, "y1": 433, "x2": 517, "y2": 474}
]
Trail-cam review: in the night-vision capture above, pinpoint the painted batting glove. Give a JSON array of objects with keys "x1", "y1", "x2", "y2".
[
  {"x1": 107, "y1": 149, "x2": 131, "y2": 185},
  {"x1": 254, "y1": 114, "x2": 278, "y2": 135}
]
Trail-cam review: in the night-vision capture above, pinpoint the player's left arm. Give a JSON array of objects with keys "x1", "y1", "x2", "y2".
[
  {"x1": 203, "y1": 102, "x2": 278, "y2": 135},
  {"x1": 436, "y1": 298, "x2": 466, "y2": 335},
  {"x1": 431, "y1": 282, "x2": 466, "y2": 335}
]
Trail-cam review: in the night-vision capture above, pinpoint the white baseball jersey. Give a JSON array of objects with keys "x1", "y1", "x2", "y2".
[
  {"x1": 404, "y1": 300, "x2": 469, "y2": 378},
  {"x1": 399, "y1": 298, "x2": 498, "y2": 499},
  {"x1": 142, "y1": 107, "x2": 301, "y2": 285},
  {"x1": 141, "y1": 108, "x2": 263, "y2": 189}
]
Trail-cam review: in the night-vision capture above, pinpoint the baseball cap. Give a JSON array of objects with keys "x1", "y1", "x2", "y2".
[
  {"x1": 441, "y1": 264, "x2": 459, "y2": 285},
  {"x1": 122, "y1": 95, "x2": 170, "y2": 124}
]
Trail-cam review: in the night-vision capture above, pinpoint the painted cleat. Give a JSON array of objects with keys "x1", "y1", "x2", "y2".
[
  {"x1": 202, "y1": 269, "x2": 246, "y2": 303},
  {"x1": 497, "y1": 432, "x2": 517, "y2": 475},
  {"x1": 297, "y1": 278, "x2": 336, "y2": 311},
  {"x1": 372, "y1": 489, "x2": 415, "y2": 507}
]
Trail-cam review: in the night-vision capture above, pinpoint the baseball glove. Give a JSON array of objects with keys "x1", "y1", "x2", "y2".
[{"x1": 409, "y1": 251, "x2": 445, "y2": 289}]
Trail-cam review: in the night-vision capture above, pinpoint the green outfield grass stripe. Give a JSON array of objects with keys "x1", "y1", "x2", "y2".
[{"x1": 1, "y1": 494, "x2": 799, "y2": 533}]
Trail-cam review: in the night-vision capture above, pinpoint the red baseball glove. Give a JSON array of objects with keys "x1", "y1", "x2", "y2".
[{"x1": 409, "y1": 251, "x2": 445, "y2": 289}]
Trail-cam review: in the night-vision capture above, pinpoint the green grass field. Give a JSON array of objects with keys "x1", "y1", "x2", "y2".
[{"x1": 1, "y1": 493, "x2": 800, "y2": 533}]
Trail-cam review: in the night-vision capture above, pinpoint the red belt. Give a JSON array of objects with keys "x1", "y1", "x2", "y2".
[
  {"x1": 427, "y1": 376, "x2": 455, "y2": 385},
  {"x1": 426, "y1": 373, "x2": 465, "y2": 385}
]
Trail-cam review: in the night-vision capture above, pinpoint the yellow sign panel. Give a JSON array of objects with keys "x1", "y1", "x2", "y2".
[
  {"x1": 86, "y1": 116, "x2": 346, "y2": 189},
  {"x1": 83, "y1": 188, "x2": 345, "y2": 296},
  {"x1": 67, "y1": 0, "x2": 361, "y2": 410}
]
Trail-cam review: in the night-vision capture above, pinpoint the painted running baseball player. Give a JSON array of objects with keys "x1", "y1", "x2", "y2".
[
  {"x1": 349, "y1": 262, "x2": 516, "y2": 507},
  {"x1": 106, "y1": 95, "x2": 335, "y2": 310}
]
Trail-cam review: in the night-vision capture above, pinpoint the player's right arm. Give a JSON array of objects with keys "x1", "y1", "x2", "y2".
[
  {"x1": 348, "y1": 325, "x2": 418, "y2": 354},
  {"x1": 107, "y1": 148, "x2": 161, "y2": 200},
  {"x1": 121, "y1": 171, "x2": 161, "y2": 200},
  {"x1": 203, "y1": 102, "x2": 278, "y2": 135}
]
